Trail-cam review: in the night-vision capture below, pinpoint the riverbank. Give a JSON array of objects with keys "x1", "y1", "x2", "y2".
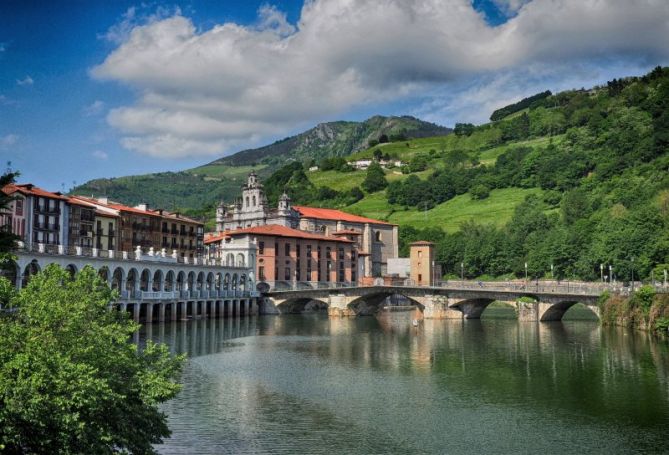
[{"x1": 599, "y1": 286, "x2": 669, "y2": 335}]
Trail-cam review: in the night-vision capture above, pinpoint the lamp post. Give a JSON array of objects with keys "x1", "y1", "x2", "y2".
[
  {"x1": 550, "y1": 263, "x2": 554, "y2": 280},
  {"x1": 460, "y1": 262, "x2": 464, "y2": 281},
  {"x1": 600, "y1": 263, "x2": 604, "y2": 283},
  {"x1": 630, "y1": 257, "x2": 635, "y2": 293},
  {"x1": 609, "y1": 264, "x2": 613, "y2": 286},
  {"x1": 524, "y1": 262, "x2": 528, "y2": 284},
  {"x1": 664, "y1": 269, "x2": 667, "y2": 288}
]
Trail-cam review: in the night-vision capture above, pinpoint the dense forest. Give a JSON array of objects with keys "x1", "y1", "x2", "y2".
[{"x1": 268, "y1": 67, "x2": 669, "y2": 283}]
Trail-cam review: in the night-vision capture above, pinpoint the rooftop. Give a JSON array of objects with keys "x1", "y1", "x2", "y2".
[
  {"x1": 3, "y1": 183, "x2": 69, "y2": 201},
  {"x1": 205, "y1": 224, "x2": 354, "y2": 244},
  {"x1": 293, "y1": 205, "x2": 395, "y2": 226}
]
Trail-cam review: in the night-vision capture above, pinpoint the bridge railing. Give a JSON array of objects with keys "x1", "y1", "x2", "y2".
[{"x1": 264, "y1": 279, "x2": 668, "y2": 296}]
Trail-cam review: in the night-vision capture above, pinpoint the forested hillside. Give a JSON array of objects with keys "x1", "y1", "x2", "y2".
[
  {"x1": 71, "y1": 115, "x2": 449, "y2": 217},
  {"x1": 268, "y1": 67, "x2": 669, "y2": 282}
]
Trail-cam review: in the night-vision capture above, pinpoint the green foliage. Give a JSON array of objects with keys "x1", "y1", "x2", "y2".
[
  {"x1": 362, "y1": 162, "x2": 388, "y2": 193},
  {"x1": 470, "y1": 184, "x2": 491, "y2": 200},
  {"x1": 454, "y1": 123, "x2": 475, "y2": 136},
  {"x1": 632, "y1": 285, "x2": 656, "y2": 313},
  {"x1": 0, "y1": 171, "x2": 19, "y2": 259},
  {"x1": 490, "y1": 90, "x2": 552, "y2": 121},
  {"x1": 0, "y1": 265, "x2": 184, "y2": 454}
]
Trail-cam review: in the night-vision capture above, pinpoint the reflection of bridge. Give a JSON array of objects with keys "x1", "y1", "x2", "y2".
[
  {"x1": 9, "y1": 248, "x2": 259, "y2": 323},
  {"x1": 264, "y1": 281, "x2": 606, "y2": 321}
]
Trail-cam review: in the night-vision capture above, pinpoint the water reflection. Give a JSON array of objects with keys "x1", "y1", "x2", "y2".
[{"x1": 143, "y1": 315, "x2": 669, "y2": 454}]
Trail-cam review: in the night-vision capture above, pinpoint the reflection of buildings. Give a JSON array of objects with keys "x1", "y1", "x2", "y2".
[{"x1": 214, "y1": 172, "x2": 398, "y2": 277}]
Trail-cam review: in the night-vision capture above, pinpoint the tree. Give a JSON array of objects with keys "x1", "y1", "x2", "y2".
[
  {"x1": 362, "y1": 162, "x2": 388, "y2": 193},
  {"x1": 470, "y1": 184, "x2": 491, "y2": 200},
  {"x1": 0, "y1": 171, "x2": 19, "y2": 261},
  {"x1": 0, "y1": 265, "x2": 184, "y2": 454}
]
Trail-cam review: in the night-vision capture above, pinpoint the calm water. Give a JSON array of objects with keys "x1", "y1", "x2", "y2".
[{"x1": 141, "y1": 307, "x2": 669, "y2": 454}]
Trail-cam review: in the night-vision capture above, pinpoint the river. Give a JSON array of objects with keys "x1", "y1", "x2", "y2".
[{"x1": 143, "y1": 306, "x2": 669, "y2": 454}]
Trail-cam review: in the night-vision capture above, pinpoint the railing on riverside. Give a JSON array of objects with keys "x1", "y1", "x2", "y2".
[
  {"x1": 264, "y1": 279, "x2": 669, "y2": 296},
  {"x1": 13, "y1": 242, "x2": 247, "y2": 269}
]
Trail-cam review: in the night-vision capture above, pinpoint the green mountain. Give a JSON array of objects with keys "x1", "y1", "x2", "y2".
[
  {"x1": 264, "y1": 67, "x2": 669, "y2": 282},
  {"x1": 71, "y1": 115, "x2": 449, "y2": 220}
]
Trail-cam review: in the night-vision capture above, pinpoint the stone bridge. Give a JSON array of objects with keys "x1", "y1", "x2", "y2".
[{"x1": 264, "y1": 283, "x2": 603, "y2": 322}]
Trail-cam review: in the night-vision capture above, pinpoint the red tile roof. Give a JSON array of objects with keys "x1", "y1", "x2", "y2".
[
  {"x1": 332, "y1": 229, "x2": 362, "y2": 236},
  {"x1": 205, "y1": 225, "x2": 354, "y2": 244},
  {"x1": 3, "y1": 183, "x2": 69, "y2": 200},
  {"x1": 293, "y1": 205, "x2": 395, "y2": 225}
]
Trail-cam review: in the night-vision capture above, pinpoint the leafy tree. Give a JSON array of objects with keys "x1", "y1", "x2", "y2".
[
  {"x1": 362, "y1": 162, "x2": 388, "y2": 193},
  {"x1": 454, "y1": 123, "x2": 475, "y2": 136},
  {"x1": 470, "y1": 184, "x2": 491, "y2": 200},
  {"x1": 0, "y1": 171, "x2": 19, "y2": 261},
  {"x1": 0, "y1": 265, "x2": 184, "y2": 454}
]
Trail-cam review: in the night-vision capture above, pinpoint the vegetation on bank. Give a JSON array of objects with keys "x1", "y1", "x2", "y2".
[
  {"x1": 1, "y1": 170, "x2": 185, "y2": 454},
  {"x1": 599, "y1": 287, "x2": 669, "y2": 335}
]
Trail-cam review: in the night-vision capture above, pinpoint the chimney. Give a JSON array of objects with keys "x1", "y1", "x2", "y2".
[
  {"x1": 97, "y1": 197, "x2": 109, "y2": 204},
  {"x1": 135, "y1": 203, "x2": 149, "y2": 211}
]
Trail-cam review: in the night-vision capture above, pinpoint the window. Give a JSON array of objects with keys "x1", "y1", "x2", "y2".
[
  {"x1": 284, "y1": 267, "x2": 291, "y2": 281},
  {"x1": 258, "y1": 241, "x2": 265, "y2": 255},
  {"x1": 15, "y1": 199, "x2": 23, "y2": 216},
  {"x1": 306, "y1": 245, "x2": 312, "y2": 256},
  {"x1": 418, "y1": 274, "x2": 422, "y2": 282},
  {"x1": 259, "y1": 266, "x2": 265, "y2": 281},
  {"x1": 418, "y1": 251, "x2": 422, "y2": 258},
  {"x1": 246, "y1": 196, "x2": 250, "y2": 207},
  {"x1": 338, "y1": 247, "x2": 344, "y2": 260},
  {"x1": 375, "y1": 231, "x2": 382, "y2": 242},
  {"x1": 275, "y1": 242, "x2": 279, "y2": 255},
  {"x1": 252, "y1": 195, "x2": 256, "y2": 206},
  {"x1": 296, "y1": 244, "x2": 301, "y2": 257},
  {"x1": 317, "y1": 246, "x2": 321, "y2": 260},
  {"x1": 285, "y1": 243, "x2": 290, "y2": 256}
]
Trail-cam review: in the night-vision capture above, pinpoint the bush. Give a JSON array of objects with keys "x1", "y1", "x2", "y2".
[{"x1": 470, "y1": 184, "x2": 491, "y2": 200}]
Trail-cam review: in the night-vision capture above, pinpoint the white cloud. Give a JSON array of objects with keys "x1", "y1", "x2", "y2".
[
  {"x1": 16, "y1": 75, "x2": 33, "y2": 86},
  {"x1": 83, "y1": 100, "x2": 105, "y2": 116},
  {"x1": 92, "y1": 0, "x2": 669, "y2": 159},
  {"x1": 91, "y1": 149, "x2": 108, "y2": 160},
  {"x1": 0, "y1": 134, "x2": 18, "y2": 147},
  {"x1": 492, "y1": 0, "x2": 530, "y2": 16}
]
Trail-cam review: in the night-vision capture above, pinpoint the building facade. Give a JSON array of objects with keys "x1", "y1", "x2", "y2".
[
  {"x1": 214, "y1": 172, "x2": 398, "y2": 277},
  {"x1": 2, "y1": 184, "x2": 69, "y2": 248},
  {"x1": 205, "y1": 224, "x2": 358, "y2": 285}
]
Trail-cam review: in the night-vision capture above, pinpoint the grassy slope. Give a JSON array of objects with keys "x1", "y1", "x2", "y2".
[
  {"x1": 347, "y1": 187, "x2": 542, "y2": 232},
  {"x1": 305, "y1": 133, "x2": 557, "y2": 232}
]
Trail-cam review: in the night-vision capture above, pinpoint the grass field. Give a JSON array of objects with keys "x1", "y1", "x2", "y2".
[
  {"x1": 347, "y1": 187, "x2": 542, "y2": 232},
  {"x1": 188, "y1": 164, "x2": 268, "y2": 180}
]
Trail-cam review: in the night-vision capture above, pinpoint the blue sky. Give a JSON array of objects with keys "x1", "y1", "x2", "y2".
[{"x1": 1, "y1": 0, "x2": 668, "y2": 191}]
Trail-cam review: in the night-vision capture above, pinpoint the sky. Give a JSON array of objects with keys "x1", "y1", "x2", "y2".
[{"x1": 1, "y1": 0, "x2": 669, "y2": 191}]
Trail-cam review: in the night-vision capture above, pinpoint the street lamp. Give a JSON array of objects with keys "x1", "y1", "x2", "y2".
[
  {"x1": 550, "y1": 263, "x2": 554, "y2": 280},
  {"x1": 600, "y1": 263, "x2": 604, "y2": 283},
  {"x1": 630, "y1": 257, "x2": 635, "y2": 293},
  {"x1": 524, "y1": 262, "x2": 528, "y2": 283},
  {"x1": 609, "y1": 264, "x2": 613, "y2": 285},
  {"x1": 460, "y1": 262, "x2": 464, "y2": 281}
]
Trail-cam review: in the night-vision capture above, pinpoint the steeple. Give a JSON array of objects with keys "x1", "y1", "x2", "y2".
[{"x1": 278, "y1": 191, "x2": 292, "y2": 215}]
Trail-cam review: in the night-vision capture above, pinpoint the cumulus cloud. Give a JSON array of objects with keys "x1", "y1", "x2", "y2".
[
  {"x1": 92, "y1": 0, "x2": 669, "y2": 159},
  {"x1": 91, "y1": 149, "x2": 109, "y2": 160},
  {"x1": 16, "y1": 75, "x2": 33, "y2": 86},
  {"x1": 0, "y1": 134, "x2": 18, "y2": 147}
]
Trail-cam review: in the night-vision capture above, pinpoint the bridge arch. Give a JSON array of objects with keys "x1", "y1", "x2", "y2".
[
  {"x1": 22, "y1": 260, "x2": 41, "y2": 288},
  {"x1": 277, "y1": 297, "x2": 329, "y2": 314},
  {"x1": 223, "y1": 273, "x2": 230, "y2": 290},
  {"x1": 187, "y1": 271, "x2": 195, "y2": 291},
  {"x1": 347, "y1": 291, "x2": 425, "y2": 316},
  {"x1": 449, "y1": 297, "x2": 500, "y2": 319},
  {"x1": 206, "y1": 272, "x2": 214, "y2": 291},
  {"x1": 540, "y1": 300, "x2": 600, "y2": 322},
  {"x1": 196, "y1": 271, "x2": 205, "y2": 291}
]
